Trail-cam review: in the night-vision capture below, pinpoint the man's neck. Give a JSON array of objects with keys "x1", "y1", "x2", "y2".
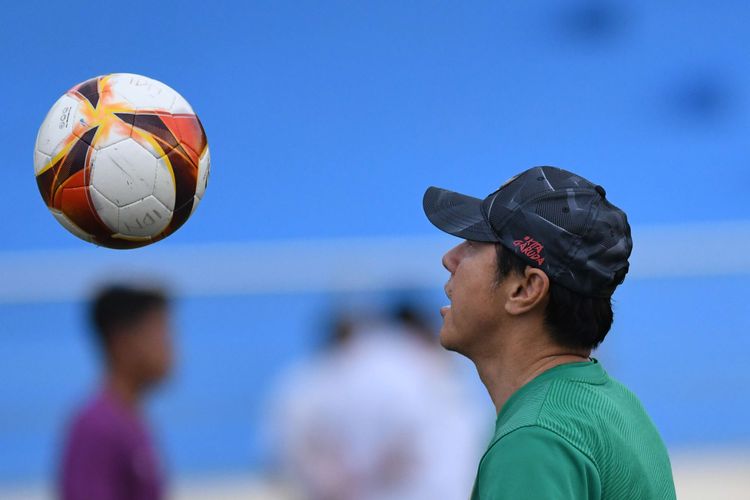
[
  {"x1": 473, "y1": 339, "x2": 590, "y2": 415},
  {"x1": 105, "y1": 371, "x2": 143, "y2": 410}
]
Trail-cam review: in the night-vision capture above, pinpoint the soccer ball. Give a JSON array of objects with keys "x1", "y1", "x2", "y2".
[{"x1": 34, "y1": 73, "x2": 210, "y2": 249}]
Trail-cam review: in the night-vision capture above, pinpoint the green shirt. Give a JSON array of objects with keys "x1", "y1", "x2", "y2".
[{"x1": 471, "y1": 360, "x2": 676, "y2": 500}]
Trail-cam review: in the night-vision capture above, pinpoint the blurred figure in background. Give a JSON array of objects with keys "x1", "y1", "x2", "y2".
[
  {"x1": 59, "y1": 285, "x2": 172, "y2": 500},
  {"x1": 268, "y1": 302, "x2": 486, "y2": 500}
]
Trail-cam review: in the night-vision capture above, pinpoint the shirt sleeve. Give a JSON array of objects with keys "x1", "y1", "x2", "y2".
[
  {"x1": 475, "y1": 426, "x2": 601, "y2": 500},
  {"x1": 60, "y1": 422, "x2": 124, "y2": 500}
]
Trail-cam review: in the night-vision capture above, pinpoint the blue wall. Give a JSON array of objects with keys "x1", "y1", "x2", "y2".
[{"x1": 1, "y1": 0, "x2": 749, "y2": 485}]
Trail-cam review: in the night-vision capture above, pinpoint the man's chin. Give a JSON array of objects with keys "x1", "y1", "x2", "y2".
[{"x1": 438, "y1": 325, "x2": 461, "y2": 353}]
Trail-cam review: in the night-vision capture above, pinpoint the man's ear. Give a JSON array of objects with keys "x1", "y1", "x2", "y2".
[{"x1": 504, "y1": 267, "x2": 550, "y2": 316}]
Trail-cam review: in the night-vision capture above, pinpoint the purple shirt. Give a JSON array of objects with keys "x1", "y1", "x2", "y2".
[{"x1": 60, "y1": 390, "x2": 164, "y2": 500}]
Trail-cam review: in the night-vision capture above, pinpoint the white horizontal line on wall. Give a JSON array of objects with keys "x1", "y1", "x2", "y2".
[{"x1": 0, "y1": 220, "x2": 748, "y2": 304}]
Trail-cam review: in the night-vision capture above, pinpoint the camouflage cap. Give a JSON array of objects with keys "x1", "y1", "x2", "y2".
[{"x1": 423, "y1": 166, "x2": 632, "y2": 298}]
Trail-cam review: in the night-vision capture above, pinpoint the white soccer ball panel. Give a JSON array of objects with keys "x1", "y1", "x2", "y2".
[
  {"x1": 118, "y1": 195, "x2": 172, "y2": 237},
  {"x1": 35, "y1": 94, "x2": 85, "y2": 157},
  {"x1": 88, "y1": 122, "x2": 133, "y2": 151},
  {"x1": 89, "y1": 186, "x2": 119, "y2": 232},
  {"x1": 196, "y1": 147, "x2": 210, "y2": 200},
  {"x1": 170, "y1": 91, "x2": 195, "y2": 114},
  {"x1": 107, "y1": 73, "x2": 176, "y2": 111},
  {"x1": 50, "y1": 209, "x2": 93, "y2": 242},
  {"x1": 34, "y1": 151, "x2": 51, "y2": 175},
  {"x1": 90, "y1": 139, "x2": 157, "y2": 207},
  {"x1": 152, "y1": 156, "x2": 176, "y2": 210},
  {"x1": 129, "y1": 131, "x2": 169, "y2": 159},
  {"x1": 96, "y1": 127, "x2": 133, "y2": 150}
]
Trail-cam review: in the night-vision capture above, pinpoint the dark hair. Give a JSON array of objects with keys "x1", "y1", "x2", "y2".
[
  {"x1": 90, "y1": 285, "x2": 168, "y2": 346},
  {"x1": 496, "y1": 245, "x2": 614, "y2": 351},
  {"x1": 323, "y1": 313, "x2": 357, "y2": 348},
  {"x1": 392, "y1": 302, "x2": 437, "y2": 344}
]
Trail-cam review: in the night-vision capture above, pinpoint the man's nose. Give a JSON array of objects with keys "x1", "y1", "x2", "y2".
[{"x1": 442, "y1": 244, "x2": 461, "y2": 273}]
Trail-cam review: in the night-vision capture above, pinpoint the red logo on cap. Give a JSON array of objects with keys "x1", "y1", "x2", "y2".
[{"x1": 513, "y1": 236, "x2": 545, "y2": 265}]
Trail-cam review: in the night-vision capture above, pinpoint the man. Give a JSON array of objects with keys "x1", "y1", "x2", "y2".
[
  {"x1": 60, "y1": 285, "x2": 171, "y2": 500},
  {"x1": 422, "y1": 166, "x2": 676, "y2": 499}
]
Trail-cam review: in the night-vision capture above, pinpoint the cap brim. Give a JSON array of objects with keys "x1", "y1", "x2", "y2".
[{"x1": 423, "y1": 186, "x2": 499, "y2": 242}]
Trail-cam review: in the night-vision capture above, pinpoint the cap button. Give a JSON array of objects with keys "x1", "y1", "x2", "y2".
[{"x1": 595, "y1": 185, "x2": 606, "y2": 198}]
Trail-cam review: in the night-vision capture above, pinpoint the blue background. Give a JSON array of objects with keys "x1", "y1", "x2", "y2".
[{"x1": 1, "y1": 0, "x2": 749, "y2": 486}]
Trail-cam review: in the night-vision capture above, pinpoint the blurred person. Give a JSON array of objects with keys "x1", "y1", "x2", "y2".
[
  {"x1": 268, "y1": 304, "x2": 486, "y2": 500},
  {"x1": 59, "y1": 285, "x2": 172, "y2": 500},
  {"x1": 422, "y1": 166, "x2": 676, "y2": 499}
]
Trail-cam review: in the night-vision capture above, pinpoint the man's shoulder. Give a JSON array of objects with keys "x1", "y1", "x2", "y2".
[
  {"x1": 536, "y1": 374, "x2": 663, "y2": 448},
  {"x1": 497, "y1": 369, "x2": 647, "y2": 432},
  {"x1": 485, "y1": 377, "x2": 610, "y2": 476},
  {"x1": 490, "y1": 380, "x2": 605, "y2": 476},
  {"x1": 66, "y1": 393, "x2": 133, "y2": 445},
  {"x1": 487, "y1": 374, "x2": 675, "y2": 499},
  {"x1": 492, "y1": 369, "x2": 663, "y2": 468}
]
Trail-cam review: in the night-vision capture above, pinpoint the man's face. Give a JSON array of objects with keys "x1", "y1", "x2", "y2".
[
  {"x1": 440, "y1": 240, "x2": 504, "y2": 356},
  {"x1": 118, "y1": 307, "x2": 174, "y2": 388}
]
